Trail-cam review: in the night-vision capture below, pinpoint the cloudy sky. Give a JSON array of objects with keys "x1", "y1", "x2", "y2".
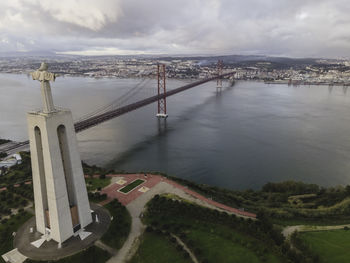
[{"x1": 1, "y1": 0, "x2": 350, "y2": 58}]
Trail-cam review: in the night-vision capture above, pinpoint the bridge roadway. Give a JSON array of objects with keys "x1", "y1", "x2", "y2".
[{"x1": 2, "y1": 72, "x2": 234, "y2": 154}]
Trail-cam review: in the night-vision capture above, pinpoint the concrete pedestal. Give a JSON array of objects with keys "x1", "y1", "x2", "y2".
[{"x1": 14, "y1": 204, "x2": 110, "y2": 261}]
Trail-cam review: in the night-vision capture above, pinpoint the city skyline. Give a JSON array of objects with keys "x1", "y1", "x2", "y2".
[{"x1": 1, "y1": 0, "x2": 350, "y2": 58}]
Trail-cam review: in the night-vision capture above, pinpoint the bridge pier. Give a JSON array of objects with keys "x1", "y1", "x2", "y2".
[{"x1": 157, "y1": 117, "x2": 168, "y2": 135}]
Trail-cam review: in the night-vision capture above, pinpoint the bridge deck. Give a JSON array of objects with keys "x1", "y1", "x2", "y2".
[{"x1": 3, "y1": 72, "x2": 234, "y2": 154}]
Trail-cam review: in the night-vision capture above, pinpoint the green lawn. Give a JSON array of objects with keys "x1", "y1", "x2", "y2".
[
  {"x1": 119, "y1": 179, "x2": 144, "y2": 193},
  {"x1": 86, "y1": 177, "x2": 111, "y2": 192},
  {"x1": 187, "y1": 226, "x2": 281, "y2": 263},
  {"x1": 300, "y1": 229, "x2": 350, "y2": 263},
  {"x1": 25, "y1": 246, "x2": 110, "y2": 263},
  {"x1": 143, "y1": 195, "x2": 287, "y2": 263},
  {"x1": 101, "y1": 200, "x2": 131, "y2": 249},
  {"x1": 188, "y1": 228, "x2": 260, "y2": 263},
  {"x1": 129, "y1": 232, "x2": 192, "y2": 263}
]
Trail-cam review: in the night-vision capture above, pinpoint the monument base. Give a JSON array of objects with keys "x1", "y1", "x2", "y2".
[
  {"x1": 14, "y1": 203, "x2": 110, "y2": 261},
  {"x1": 156, "y1": 113, "x2": 168, "y2": 118}
]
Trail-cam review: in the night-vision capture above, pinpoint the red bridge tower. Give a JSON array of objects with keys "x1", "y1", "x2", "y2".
[
  {"x1": 217, "y1": 59, "x2": 223, "y2": 89},
  {"x1": 157, "y1": 63, "x2": 168, "y2": 118}
]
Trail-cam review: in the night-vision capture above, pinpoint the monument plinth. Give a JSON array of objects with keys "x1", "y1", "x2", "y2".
[{"x1": 27, "y1": 62, "x2": 92, "y2": 244}]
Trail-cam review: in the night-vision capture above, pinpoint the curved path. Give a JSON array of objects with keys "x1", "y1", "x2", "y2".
[
  {"x1": 100, "y1": 174, "x2": 256, "y2": 263},
  {"x1": 172, "y1": 234, "x2": 199, "y2": 263},
  {"x1": 282, "y1": 224, "x2": 350, "y2": 239}
]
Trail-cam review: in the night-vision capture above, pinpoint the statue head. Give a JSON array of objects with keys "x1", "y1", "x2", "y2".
[{"x1": 38, "y1": 62, "x2": 48, "y2": 72}]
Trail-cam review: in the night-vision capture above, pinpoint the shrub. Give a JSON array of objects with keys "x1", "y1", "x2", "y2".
[
  {"x1": 194, "y1": 247, "x2": 202, "y2": 255},
  {"x1": 183, "y1": 251, "x2": 190, "y2": 258},
  {"x1": 180, "y1": 233, "x2": 187, "y2": 239},
  {"x1": 146, "y1": 226, "x2": 154, "y2": 232},
  {"x1": 176, "y1": 244, "x2": 183, "y2": 251},
  {"x1": 162, "y1": 224, "x2": 170, "y2": 230},
  {"x1": 187, "y1": 239, "x2": 194, "y2": 248},
  {"x1": 151, "y1": 221, "x2": 159, "y2": 227}
]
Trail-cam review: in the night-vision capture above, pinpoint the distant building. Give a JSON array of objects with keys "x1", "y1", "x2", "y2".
[
  {"x1": 13, "y1": 153, "x2": 22, "y2": 164},
  {"x1": 0, "y1": 153, "x2": 22, "y2": 170}
]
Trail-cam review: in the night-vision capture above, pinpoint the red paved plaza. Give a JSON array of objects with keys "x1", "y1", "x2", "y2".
[{"x1": 100, "y1": 174, "x2": 256, "y2": 218}]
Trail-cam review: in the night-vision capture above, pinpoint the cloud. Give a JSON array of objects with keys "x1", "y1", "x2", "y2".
[
  {"x1": 1, "y1": 0, "x2": 350, "y2": 58},
  {"x1": 38, "y1": 0, "x2": 121, "y2": 31}
]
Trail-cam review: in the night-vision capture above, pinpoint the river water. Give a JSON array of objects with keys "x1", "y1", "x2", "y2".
[{"x1": 1, "y1": 73, "x2": 350, "y2": 190}]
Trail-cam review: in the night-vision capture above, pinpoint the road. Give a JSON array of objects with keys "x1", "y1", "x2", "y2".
[{"x1": 0, "y1": 142, "x2": 29, "y2": 155}]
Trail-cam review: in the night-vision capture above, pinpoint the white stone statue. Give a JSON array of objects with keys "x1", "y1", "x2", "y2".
[
  {"x1": 31, "y1": 62, "x2": 57, "y2": 113},
  {"x1": 27, "y1": 63, "x2": 92, "y2": 244}
]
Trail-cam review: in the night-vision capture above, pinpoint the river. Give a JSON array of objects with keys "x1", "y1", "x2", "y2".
[{"x1": 1, "y1": 73, "x2": 350, "y2": 190}]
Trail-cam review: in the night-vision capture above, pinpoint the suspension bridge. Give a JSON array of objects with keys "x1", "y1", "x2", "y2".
[{"x1": 2, "y1": 61, "x2": 234, "y2": 154}]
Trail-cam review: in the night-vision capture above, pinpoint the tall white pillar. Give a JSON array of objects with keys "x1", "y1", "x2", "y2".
[{"x1": 27, "y1": 63, "x2": 92, "y2": 244}]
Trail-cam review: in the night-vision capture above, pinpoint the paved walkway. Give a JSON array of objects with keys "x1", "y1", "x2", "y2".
[
  {"x1": 100, "y1": 174, "x2": 162, "y2": 206},
  {"x1": 282, "y1": 224, "x2": 350, "y2": 238},
  {"x1": 103, "y1": 174, "x2": 257, "y2": 263},
  {"x1": 101, "y1": 174, "x2": 256, "y2": 218},
  {"x1": 163, "y1": 177, "x2": 256, "y2": 218},
  {"x1": 95, "y1": 240, "x2": 117, "y2": 256},
  {"x1": 1, "y1": 248, "x2": 27, "y2": 263},
  {"x1": 172, "y1": 234, "x2": 199, "y2": 263}
]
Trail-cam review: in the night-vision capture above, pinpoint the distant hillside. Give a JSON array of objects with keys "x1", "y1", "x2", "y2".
[{"x1": 156, "y1": 54, "x2": 320, "y2": 69}]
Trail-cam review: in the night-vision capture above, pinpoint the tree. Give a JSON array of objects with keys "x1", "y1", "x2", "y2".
[{"x1": 345, "y1": 185, "x2": 350, "y2": 196}]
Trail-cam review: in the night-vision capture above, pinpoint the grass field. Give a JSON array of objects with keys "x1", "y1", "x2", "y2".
[
  {"x1": 300, "y1": 229, "x2": 350, "y2": 263},
  {"x1": 143, "y1": 196, "x2": 287, "y2": 263},
  {"x1": 129, "y1": 232, "x2": 192, "y2": 263},
  {"x1": 119, "y1": 179, "x2": 144, "y2": 193},
  {"x1": 187, "y1": 225, "x2": 281, "y2": 263}
]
